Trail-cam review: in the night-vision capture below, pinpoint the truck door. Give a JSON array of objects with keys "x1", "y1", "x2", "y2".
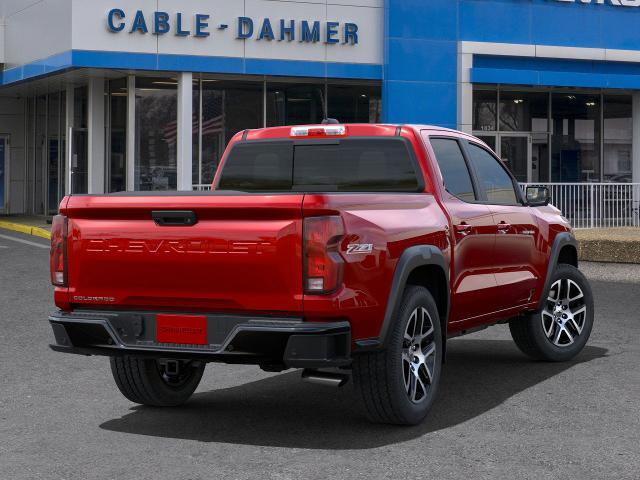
[
  {"x1": 463, "y1": 141, "x2": 542, "y2": 310},
  {"x1": 426, "y1": 135, "x2": 499, "y2": 323}
]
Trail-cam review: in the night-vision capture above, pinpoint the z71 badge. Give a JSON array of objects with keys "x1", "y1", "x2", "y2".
[{"x1": 346, "y1": 244, "x2": 373, "y2": 255}]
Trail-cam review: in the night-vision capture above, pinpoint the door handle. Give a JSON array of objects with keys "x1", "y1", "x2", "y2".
[
  {"x1": 152, "y1": 210, "x2": 198, "y2": 226},
  {"x1": 497, "y1": 222, "x2": 511, "y2": 233},
  {"x1": 455, "y1": 223, "x2": 473, "y2": 235}
]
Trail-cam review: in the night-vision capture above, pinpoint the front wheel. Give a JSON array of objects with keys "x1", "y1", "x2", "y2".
[
  {"x1": 509, "y1": 264, "x2": 594, "y2": 362},
  {"x1": 353, "y1": 286, "x2": 443, "y2": 425},
  {"x1": 110, "y1": 357, "x2": 205, "y2": 407}
]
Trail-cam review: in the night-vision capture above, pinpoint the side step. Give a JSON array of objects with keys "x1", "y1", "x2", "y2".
[{"x1": 301, "y1": 369, "x2": 349, "y2": 387}]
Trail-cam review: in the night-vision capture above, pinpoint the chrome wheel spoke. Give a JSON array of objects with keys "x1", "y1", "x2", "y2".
[
  {"x1": 571, "y1": 305, "x2": 586, "y2": 318},
  {"x1": 542, "y1": 276, "x2": 586, "y2": 347},
  {"x1": 568, "y1": 317, "x2": 582, "y2": 335},
  {"x1": 402, "y1": 306, "x2": 437, "y2": 404}
]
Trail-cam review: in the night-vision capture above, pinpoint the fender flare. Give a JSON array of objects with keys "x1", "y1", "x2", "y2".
[
  {"x1": 537, "y1": 232, "x2": 579, "y2": 311},
  {"x1": 355, "y1": 245, "x2": 449, "y2": 351}
]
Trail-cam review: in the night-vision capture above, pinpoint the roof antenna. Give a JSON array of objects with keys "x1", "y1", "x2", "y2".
[{"x1": 322, "y1": 118, "x2": 340, "y2": 124}]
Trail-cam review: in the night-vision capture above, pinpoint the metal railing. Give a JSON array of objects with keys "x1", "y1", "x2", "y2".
[
  {"x1": 520, "y1": 183, "x2": 640, "y2": 229},
  {"x1": 192, "y1": 182, "x2": 639, "y2": 229}
]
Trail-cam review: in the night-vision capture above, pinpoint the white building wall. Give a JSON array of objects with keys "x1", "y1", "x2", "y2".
[
  {"x1": 71, "y1": 0, "x2": 383, "y2": 65},
  {"x1": 1, "y1": 0, "x2": 72, "y2": 68}
]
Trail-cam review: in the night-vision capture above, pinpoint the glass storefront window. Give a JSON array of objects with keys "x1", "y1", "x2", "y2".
[
  {"x1": 135, "y1": 77, "x2": 178, "y2": 191},
  {"x1": 47, "y1": 93, "x2": 61, "y2": 213},
  {"x1": 500, "y1": 91, "x2": 549, "y2": 132},
  {"x1": 603, "y1": 95, "x2": 632, "y2": 183},
  {"x1": 71, "y1": 87, "x2": 89, "y2": 194},
  {"x1": 35, "y1": 95, "x2": 46, "y2": 213},
  {"x1": 473, "y1": 89, "x2": 497, "y2": 131},
  {"x1": 327, "y1": 83, "x2": 381, "y2": 123},
  {"x1": 108, "y1": 79, "x2": 127, "y2": 192},
  {"x1": 551, "y1": 93, "x2": 601, "y2": 182},
  {"x1": 267, "y1": 82, "x2": 325, "y2": 126},
  {"x1": 193, "y1": 79, "x2": 263, "y2": 186}
]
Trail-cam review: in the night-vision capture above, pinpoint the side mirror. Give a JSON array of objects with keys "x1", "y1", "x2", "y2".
[{"x1": 525, "y1": 186, "x2": 550, "y2": 207}]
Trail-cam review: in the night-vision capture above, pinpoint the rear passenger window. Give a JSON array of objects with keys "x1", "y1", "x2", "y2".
[
  {"x1": 293, "y1": 139, "x2": 420, "y2": 192},
  {"x1": 218, "y1": 143, "x2": 293, "y2": 191},
  {"x1": 466, "y1": 143, "x2": 519, "y2": 205},
  {"x1": 218, "y1": 138, "x2": 421, "y2": 192},
  {"x1": 430, "y1": 138, "x2": 476, "y2": 202}
]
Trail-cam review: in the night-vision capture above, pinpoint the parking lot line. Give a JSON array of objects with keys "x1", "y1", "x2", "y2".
[{"x1": 0, "y1": 233, "x2": 49, "y2": 249}]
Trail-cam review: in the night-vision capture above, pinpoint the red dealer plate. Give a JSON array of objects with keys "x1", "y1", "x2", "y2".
[{"x1": 156, "y1": 314, "x2": 208, "y2": 345}]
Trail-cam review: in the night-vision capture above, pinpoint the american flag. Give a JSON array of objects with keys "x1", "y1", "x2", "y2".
[{"x1": 163, "y1": 114, "x2": 224, "y2": 145}]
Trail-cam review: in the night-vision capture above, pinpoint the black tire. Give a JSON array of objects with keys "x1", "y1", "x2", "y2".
[
  {"x1": 509, "y1": 264, "x2": 594, "y2": 362},
  {"x1": 110, "y1": 357, "x2": 205, "y2": 407},
  {"x1": 353, "y1": 286, "x2": 443, "y2": 425}
]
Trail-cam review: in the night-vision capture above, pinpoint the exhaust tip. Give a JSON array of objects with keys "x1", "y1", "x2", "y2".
[{"x1": 301, "y1": 369, "x2": 349, "y2": 388}]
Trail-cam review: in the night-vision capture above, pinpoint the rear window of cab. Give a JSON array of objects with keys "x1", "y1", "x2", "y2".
[{"x1": 217, "y1": 138, "x2": 423, "y2": 193}]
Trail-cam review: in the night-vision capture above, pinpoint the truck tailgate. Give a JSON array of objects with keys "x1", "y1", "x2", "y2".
[{"x1": 61, "y1": 193, "x2": 304, "y2": 315}]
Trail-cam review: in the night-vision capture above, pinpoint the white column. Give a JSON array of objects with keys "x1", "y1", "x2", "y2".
[
  {"x1": 457, "y1": 45, "x2": 473, "y2": 134},
  {"x1": 176, "y1": 72, "x2": 193, "y2": 191},
  {"x1": 64, "y1": 85, "x2": 74, "y2": 195},
  {"x1": 88, "y1": 77, "x2": 105, "y2": 194},
  {"x1": 126, "y1": 75, "x2": 136, "y2": 191},
  {"x1": 633, "y1": 93, "x2": 640, "y2": 184}
]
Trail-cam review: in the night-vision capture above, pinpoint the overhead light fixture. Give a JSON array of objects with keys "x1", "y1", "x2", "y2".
[
  {"x1": 567, "y1": 95, "x2": 576, "y2": 100},
  {"x1": 513, "y1": 99, "x2": 524, "y2": 104},
  {"x1": 586, "y1": 101, "x2": 596, "y2": 107}
]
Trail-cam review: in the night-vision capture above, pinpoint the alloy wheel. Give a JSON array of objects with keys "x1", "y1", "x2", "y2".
[
  {"x1": 401, "y1": 307, "x2": 437, "y2": 403},
  {"x1": 542, "y1": 278, "x2": 587, "y2": 347}
]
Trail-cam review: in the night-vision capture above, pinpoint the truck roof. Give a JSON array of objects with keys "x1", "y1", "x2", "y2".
[{"x1": 237, "y1": 123, "x2": 481, "y2": 143}]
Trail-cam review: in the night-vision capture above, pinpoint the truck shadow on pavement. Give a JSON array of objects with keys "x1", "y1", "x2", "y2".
[{"x1": 100, "y1": 339, "x2": 607, "y2": 449}]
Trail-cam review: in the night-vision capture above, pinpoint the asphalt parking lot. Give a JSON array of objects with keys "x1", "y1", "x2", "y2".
[{"x1": 0, "y1": 230, "x2": 638, "y2": 480}]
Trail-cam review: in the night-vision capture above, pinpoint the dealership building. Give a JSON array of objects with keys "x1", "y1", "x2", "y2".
[{"x1": 1, "y1": 0, "x2": 640, "y2": 217}]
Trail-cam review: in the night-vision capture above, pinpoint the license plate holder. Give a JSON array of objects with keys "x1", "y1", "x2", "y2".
[{"x1": 156, "y1": 314, "x2": 208, "y2": 345}]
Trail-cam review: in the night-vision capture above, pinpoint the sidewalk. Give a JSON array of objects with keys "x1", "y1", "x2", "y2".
[{"x1": 0, "y1": 215, "x2": 52, "y2": 240}]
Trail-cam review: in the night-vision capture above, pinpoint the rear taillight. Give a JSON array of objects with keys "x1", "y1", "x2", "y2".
[
  {"x1": 50, "y1": 215, "x2": 68, "y2": 287},
  {"x1": 303, "y1": 216, "x2": 344, "y2": 294}
]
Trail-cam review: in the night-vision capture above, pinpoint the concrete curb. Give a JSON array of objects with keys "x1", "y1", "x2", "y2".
[
  {"x1": 575, "y1": 228, "x2": 640, "y2": 265},
  {"x1": 0, "y1": 221, "x2": 51, "y2": 240}
]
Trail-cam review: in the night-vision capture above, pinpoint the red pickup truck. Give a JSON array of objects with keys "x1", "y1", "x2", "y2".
[{"x1": 49, "y1": 123, "x2": 594, "y2": 425}]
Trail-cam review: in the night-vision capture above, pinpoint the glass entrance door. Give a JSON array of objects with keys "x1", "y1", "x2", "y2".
[
  {"x1": 0, "y1": 137, "x2": 7, "y2": 212},
  {"x1": 499, "y1": 134, "x2": 530, "y2": 183}
]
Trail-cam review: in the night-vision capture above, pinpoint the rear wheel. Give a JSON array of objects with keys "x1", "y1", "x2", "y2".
[
  {"x1": 110, "y1": 357, "x2": 205, "y2": 407},
  {"x1": 353, "y1": 286, "x2": 443, "y2": 425},
  {"x1": 509, "y1": 264, "x2": 594, "y2": 362}
]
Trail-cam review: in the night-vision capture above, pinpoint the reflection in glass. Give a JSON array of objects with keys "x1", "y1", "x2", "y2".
[
  {"x1": 135, "y1": 78, "x2": 177, "y2": 191},
  {"x1": 500, "y1": 136, "x2": 528, "y2": 183},
  {"x1": 476, "y1": 135, "x2": 496, "y2": 152},
  {"x1": 35, "y1": 95, "x2": 46, "y2": 213},
  {"x1": 551, "y1": 93, "x2": 600, "y2": 182},
  {"x1": 71, "y1": 87, "x2": 89, "y2": 194},
  {"x1": 603, "y1": 95, "x2": 632, "y2": 183},
  {"x1": 193, "y1": 79, "x2": 263, "y2": 186},
  {"x1": 267, "y1": 82, "x2": 325, "y2": 126},
  {"x1": 532, "y1": 133, "x2": 550, "y2": 183},
  {"x1": 108, "y1": 79, "x2": 127, "y2": 192},
  {"x1": 327, "y1": 83, "x2": 381, "y2": 123},
  {"x1": 500, "y1": 91, "x2": 548, "y2": 132},
  {"x1": 473, "y1": 89, "x2": 497, "y2": 131}
]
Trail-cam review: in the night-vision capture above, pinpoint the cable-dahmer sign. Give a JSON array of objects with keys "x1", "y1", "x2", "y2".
[{"x1": 106, "y1": 9, "x2": 360, "y2": 45}]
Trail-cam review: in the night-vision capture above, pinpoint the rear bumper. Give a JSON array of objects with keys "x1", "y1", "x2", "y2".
[{"x1": 49, "y1": 310, "x2": 351, "y2": 369}]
